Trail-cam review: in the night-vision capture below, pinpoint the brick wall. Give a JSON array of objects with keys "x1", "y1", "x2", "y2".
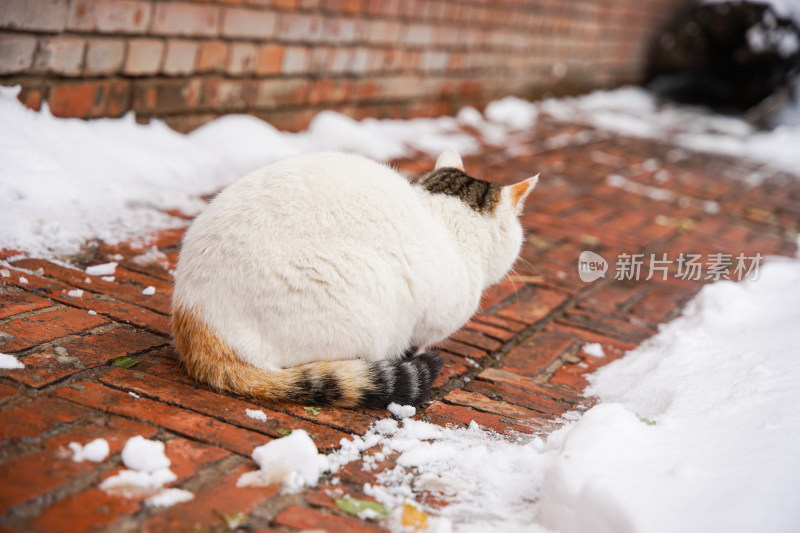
[{"x1": 0, "y1": 0, "x2": 685, "y2": 132}]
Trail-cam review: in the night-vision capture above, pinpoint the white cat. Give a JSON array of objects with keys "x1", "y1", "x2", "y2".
[{"x1": 171, "y1": 150, "x2": 536, "y2": 408}]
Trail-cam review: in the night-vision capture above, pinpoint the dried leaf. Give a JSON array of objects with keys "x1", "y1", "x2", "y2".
[
  {"x1": 401, "y1": 503, "x2": 429, "y2": 530},
  {"x1": 303, "y1": 406, "x2": 323, "y2": 416},
  {"x1": 112, "y1": 356, "x2": 139, "y2": 369},
  {"x1": 333, "y1": 497, "x2": 389, "y2": 519},
  {"x1": 276, "y1": 429, "x2": 293, "y2": 436}
]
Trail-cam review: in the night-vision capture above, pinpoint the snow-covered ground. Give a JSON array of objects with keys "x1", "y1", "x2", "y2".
[{"x1": 319, "y1": 257, "x2": 800, "y2": 533}]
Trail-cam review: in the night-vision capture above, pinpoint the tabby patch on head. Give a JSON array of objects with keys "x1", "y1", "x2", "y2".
[{"x1": 421, "y1": 168, "x2": 502, "y2": 214}]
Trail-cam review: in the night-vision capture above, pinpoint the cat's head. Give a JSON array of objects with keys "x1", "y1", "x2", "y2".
[{"x1": 423, "y1": 149, "x2": 537, "y2": 286}]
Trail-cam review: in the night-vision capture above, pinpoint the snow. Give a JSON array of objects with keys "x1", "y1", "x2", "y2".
[
  {"x1": 67, "y1": 289, "x2": 84, "y2": 298},
  {"x1": 237, "y1": 429, "x2": 325, "y2": 493},
  {"x1": 387, "y1": 403, "x2": 416, "y2": 419},
  {"x1": 85, "y1": 262, "x2": 117, "y2": 276},
  {"x1": 484, "y1": 96, "x2": 538, "y2": 130},
  {"x1": 245, "y1": 408, "x2": 268, "y2": 422},
  {"x1": 325, "y1": 256, "x2": 800, "y2": 533},
  {"x1": 18, "y1": 276, "x2": 28, "y2": 284},
  {"x1": 581, "y1": 343, "x2": 605, "y2": 358},
  {"x1": 146, "y1": 488, "x2": 195, "y2": 508},
  {"x1": 0, "y1": 86, "x2": 476, "y2": 258},
  {"x1": 68, "y1": 438, "x2": 110, "y2": 463},
  {"x1": 141, "y1": 286, "x2": 156, "y2": 296},
  {"x1": 100, "y1": 436, "x2": 188, "y2": 503},
  {"x1": 0, "y1": 353, "x2": 24, "y2": 369}
]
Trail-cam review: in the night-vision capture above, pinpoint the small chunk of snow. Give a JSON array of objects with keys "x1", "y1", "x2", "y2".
[
  {"x1": 374, "y1": 419, "x2": 399, "y2": 436},
  {"x1": 387, "y1": 403, "x2": 416, "y2": 419},
  {"x1": 85, "y1": 262, "x2": 117, "y2": 276},
  {"x1": 67, "y1": 289, "x2": 84, "y2": 298},
  {"x1": 141, "y1": 286, "x2": 156, "y2": 295},
  {"x1": 129, "y1": 391, "x2": 140, "y2": 399},
  {"x1": 84, "y1": 277, "x2": 92, "y2": 283},
  {"x1": 246, "y1": 408, "x2": 267, "y2": 422},
  {"x1": 88, "y1": 310, "x2": 97, "y2": 316},
  {"x1": 101, "y1": 276, "x2": 115, "y2": 282},
  {"x1": 237, "y1": 429, "x2": 323, "y2": 493},
  {"x1": 0, "y1": 269, "x2": 9, "y2": 278},
  {"x1": 146, "y1": 488, "x2": 194, "y2": 508},
  {"x1": 121, "y1": 435, "x2": 170, "y2": 472},
  {"x1": 582, "y1": 343, "x2": 605, "y2": 358},
  {"x1": 0, "y1": 353, "x2": 24, "y2": 369},
  {"x1": 18, "y1": 276, "x2": 28, "y2": 284},
  {"x1": 68, "y1": 438, "x2": 110, "y2": 463}
]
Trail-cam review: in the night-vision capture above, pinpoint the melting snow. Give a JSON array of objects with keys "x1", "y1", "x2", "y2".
[
  {"x1": 245, "y1": 408, "x2": 268, "y2": 422},
  {"x1": 141, "y1": 286, "x2": 156, "y2": 296},
  {"x1": 237, "y1": 429, "x2": 325, "y2": 494},
  {"x1": 0, "y1": 353, "x2": 24, "y2": 369},
  {"x1": 85, "y1": 262, "x2": 117, "y2": 276},
  {"x1": 581, "y1": 343, "x2": 605, "y2": 358},
  {"x1": 387, "y1": 403, "x2": 416, "y2": 419}
]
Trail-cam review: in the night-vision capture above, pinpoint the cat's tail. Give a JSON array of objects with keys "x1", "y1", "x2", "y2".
[{"x1": 171, "y1": 306, "x2": 442, "y2": 409}]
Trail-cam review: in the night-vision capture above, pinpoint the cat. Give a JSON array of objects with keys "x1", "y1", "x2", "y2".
[{"x1": 171, "y1": 149, "x2": 536, "y2": 409}]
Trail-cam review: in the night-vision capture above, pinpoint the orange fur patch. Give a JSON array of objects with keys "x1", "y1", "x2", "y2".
[
  {"x1": 170, "y1": 304, "x2": 368, "y2": 407},
  {"x1": 510, "y1": 180, "x2": 532, "y2": 207}
]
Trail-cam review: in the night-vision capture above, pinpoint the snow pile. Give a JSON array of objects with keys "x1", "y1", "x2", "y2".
[
  {"x1": 237, "y1": 429, "x2": 326, "y2": 493},
  {"x1": 581, "y1": 342, "x2": 605, "y2": 358},
  {"x1": 85, "y1": 262, "x2": 117, "y2": 277},
  {"x1": 387, "y1": 403, "x2": 416, "y2": 419},
  {"x1": 68, "y1": 438, "x2": 110, "y2": 463},
  {"x1": 538, "y1": 86, "x2": 800, "y2": 179},
  {"x1": 100, "y1": 435, "x2": 192, "y2": 507},
  {"x1": 0, "y1": 353, "x2": 24, "y2": 369},
  {"x1": 328, "y1": 257, "x2": 800, "y2": 533},
  {"x1": 0, "y1": 86, "x2": 476, "y2": 258}
]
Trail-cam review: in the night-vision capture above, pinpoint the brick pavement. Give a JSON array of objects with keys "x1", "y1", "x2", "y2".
[{"x1": 1, "y1": 115, "x2": 799, "y2": 532}]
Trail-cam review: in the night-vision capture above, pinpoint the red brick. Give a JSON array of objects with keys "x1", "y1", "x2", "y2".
[
  {"x1": 0, "y1": 292, "x2": 53, "y2": 320},
  {"x1": 472, "y1": 312, "x2": 527, "y2": 332},
  {"x1": 227, "y1": 42, "x2": 259, "y2": 75},
  {"x1": 0, "y1": 397, "x2": 87, "y2": 445},
  {"x1": 273, "y1": 505, "x2": 387, "y2": 533},
  {"x1": 433, "y1": 351, "x2": 471, "y2": 388},
  {"x1": 97, "y1": 367, "x2": 351, "y2": 450},
  {"x1": 9, "y1": 327, "x2": 167, "y2": 388},
  {"x1": 256, "y1": 43, "x2": 284, "y2": 75},
  {"x1": 464, "y1": 379, "x2": 568, "y2": 417},
  {"x1": 437, "y1": 340, "x2": 487, "y2": 361},
  {"x1": 498, "y1": 330, "x2": 576, "y2": 376},
  {"x1": 477, "y1": 368, "x2": 583, "y2": 405},
  {"x1": 162, "y1": 40, "x2": 198, "y2": 75},
  {"x1": 55, "y1": 382, "x2": 268, "y2": 456},
  {"x1": 34, "y1": 37, "x2": 85, "y2": 76},
  {"x1": 556, "y1": 309, "x2": 655, "y2": 345},
  {"x1": 48, "y1": 80, "x2": 131, "y2": 118},
  {"x1": 84, "y1": 38, "x2": 125, "y2": 75},
  {"x1": 424, "y1": 400, "x2": 539, "y2": 435},
  {"x1": 0, "y1": 383, "x2": 20, "y2": 405},
  {"x1": 443, "y1": 389, "x2": 552, "y2": 428},
  {"x1": 133, "y1": 78, "x2": 202, "y2": 114},
  {"x1": 496, "y1": 287, "x2": 569, "y2": 324},
  {"x1": 547, "y1": 322, "x2": 640, "y2": 352},
  {"x1": 0, "y1": 34, "x2": 37, "y2": 74},
  {"x1": 0, "y1": 306, "x2": 107, "y2": 353},
  {"x1": 124, "y1": 38, "x2": 164, "y2": 75},
  {"x1": 279, "y1": 12, "x2": 324, "y2": 42},
  {"x1": 0, "y1": 416, "x2": 156, "y2": 512},
  {"x1": 197, "y1": 40, "x2": 229, "y2": 72},
  {"x1": 449, "y1": 328, "x2": 502, "y2": 352},
  {"x1": 255, "y1": 78, "x2": 308, "y2": 108},
  {"x1": 282, "y1": 45, "x2": 311, "y2": 74},
  {"x1": 67, "y1": 0, "x2": 152, "y2": 33},
  {"x1": 1, "y1": 0, "x2": 69, "y2": 32},
  {"x1": 145, "y1": 461, "x2": 280, "y2": 532},
  {"x1": 152, "y1": 2, "x2": 221, "y2": 37},
  {"x1": 463, "y1": 320, "x2": 515, "y2": 342},
  {"x1": 222, "y1": 7, "x2": 278, "y2": 39}
]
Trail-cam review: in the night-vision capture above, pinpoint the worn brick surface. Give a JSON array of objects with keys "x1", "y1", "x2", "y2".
[{"x1": 1, "y1": 113, "x2": 799, "y2": 532}]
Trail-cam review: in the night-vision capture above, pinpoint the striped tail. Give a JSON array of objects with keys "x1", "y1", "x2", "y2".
[{"x1": 171, "y1": 306, "x2": 442, "y2": 409}]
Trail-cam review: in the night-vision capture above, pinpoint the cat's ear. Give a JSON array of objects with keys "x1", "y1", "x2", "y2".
[
  {"x1": 506, "y1": 175, "x2": 538, "y2": 213},
  {"x1": 435, "y1": 149, "x2": 464, "y2": 171}
]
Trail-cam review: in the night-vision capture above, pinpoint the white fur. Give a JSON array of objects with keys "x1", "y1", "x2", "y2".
[{"x1": 173, "y1": 152, "x2": 533, "y2": 371}]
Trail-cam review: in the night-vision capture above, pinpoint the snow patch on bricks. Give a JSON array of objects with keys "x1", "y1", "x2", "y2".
[
  {"x1": 69, "y1": 438, "x2": 110, "y2": 463},
  {"x1": 237, "y1": 429, "x2": 325, "y2": 494},
  {"x1": 85, "y1": 261, "x2": 117, "y2": 276},
  {"x1": 100, "y1": 435, "x2": 191, "y2": 507},
  {"x1": 0, "y1": 352, "x2": 24, "y2": 369}
]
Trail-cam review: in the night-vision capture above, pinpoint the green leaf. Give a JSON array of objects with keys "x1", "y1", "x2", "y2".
[
  {"x1": 112, "y1": 356, "x2": 139, "y2": 369},
  {"x1": 213, "y1": 510, "x2": 247, "y2": 530},
  {"x1": 276, "y1": 429, "x2": 293, "y2": 436},
  {"x1": 303, "y1": 406, "x2": 323, "y2": 416},
  {"x1": 333, "y1": 497, "x2": 390, "y2": 519},
  {"x1": 636, "y1": 414, "x2": 656, "y2": 426}
]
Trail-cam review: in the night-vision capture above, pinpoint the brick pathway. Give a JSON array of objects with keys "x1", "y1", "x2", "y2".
[{"x1": 1, "y1": 115, "x2": 799, "y2": 532}]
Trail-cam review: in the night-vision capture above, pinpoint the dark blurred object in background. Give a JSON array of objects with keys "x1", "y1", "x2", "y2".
[{"x1": 646, "y1": 1, "x2": 800, "y2": 122}]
